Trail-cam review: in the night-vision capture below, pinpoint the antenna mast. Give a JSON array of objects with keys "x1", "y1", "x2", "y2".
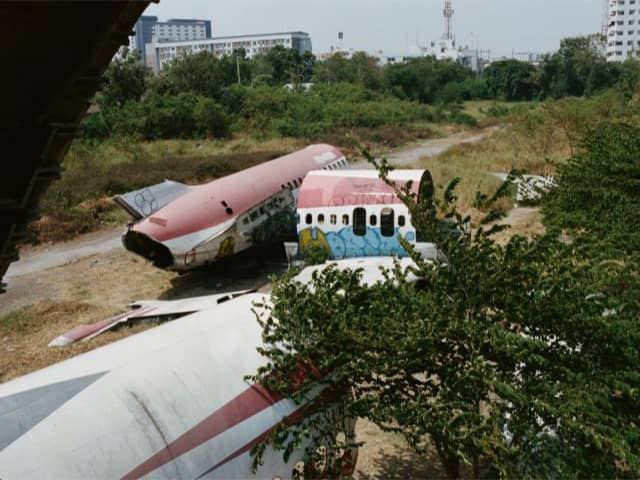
[{"x1": 443, "y1": 0, "x2": 454, "y2": 40}]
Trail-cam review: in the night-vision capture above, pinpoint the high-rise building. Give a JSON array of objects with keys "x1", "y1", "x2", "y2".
[
  {"x1": 130, "y1": 15, "x2": 158, "y2": 63},
  {"x1": 606, "y1": 0, "x2": 640, "y2": 61},
  {"x1": 144, "y1": 31, "x2": 312, "y2": 72},
  {"x1": 129, "y1": 16, "x2": 213, "y2": 64}
]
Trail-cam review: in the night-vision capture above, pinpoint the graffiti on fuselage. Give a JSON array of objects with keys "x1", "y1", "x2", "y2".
[{"x1": 298, "y1": 226, "x2": 417, "y2": 259}]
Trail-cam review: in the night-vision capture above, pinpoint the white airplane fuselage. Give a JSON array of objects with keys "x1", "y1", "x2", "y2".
[{"x1": 0, "y1": 294, "x2": 355, "y2": 479}]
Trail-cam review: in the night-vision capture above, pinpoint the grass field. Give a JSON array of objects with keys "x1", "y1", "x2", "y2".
[{"x1": 419, "y1": 103, "x2": 572, "y2": 218}]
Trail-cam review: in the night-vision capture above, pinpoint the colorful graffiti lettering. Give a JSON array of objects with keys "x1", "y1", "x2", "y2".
[
  {"x1": 298, "y1": 227, "x2": 416, "y2": 259},
  {"x1": 299, "y1": 227, "x2": 331, "y2": 257}
]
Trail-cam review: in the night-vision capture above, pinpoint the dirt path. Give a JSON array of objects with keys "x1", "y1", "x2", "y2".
[
  {"x1": 350, "y1": 126, "x2": 499, "y2": 169},
  {"x1": 5, "y1": 226, "x2": 124, "y2": 279}
]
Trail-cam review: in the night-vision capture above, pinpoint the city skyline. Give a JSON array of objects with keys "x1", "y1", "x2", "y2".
[{"x1": 143, "y1": 0, "x2": 604, "y2": 57}]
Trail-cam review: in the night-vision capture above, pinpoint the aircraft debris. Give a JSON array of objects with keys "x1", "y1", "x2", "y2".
[{"x1": 48, "y1": 290, "x2": 253, "y2": 347}]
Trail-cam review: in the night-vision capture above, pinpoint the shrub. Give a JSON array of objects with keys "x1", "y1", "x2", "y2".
[
  {"x1": 542, "y1": 122, "x2": 640, "y2": 253},
  {"x1": 194, "y1": 98, "x2": 230, "y2": 139}
]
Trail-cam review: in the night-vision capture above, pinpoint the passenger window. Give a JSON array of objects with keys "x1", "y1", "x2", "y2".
[
  {"x1": 353, "y1": 208, "x2": 366, "y2": 236},
  {"x1": 298, "y1": 177, "x2": 303, "y2": 185},
  {"x1": 330, "y1": 214, "x2": 337, "y2": 225},
  {"x1": 342, "y1": 214, "x2": 349, "y2": 225},
  {"x1": 318, "y1": 214, "x2": 325, "y2": 225},
  {"x1": 306, "y1": 213, "x2": 312, "y2": 225},
  {"x1": 293, "y1": 179, "x2": 298, "y2": 188},
  {"x1": 370, "y1": 214, "x2": 377, "y2": 226},
  {"x1": 398, "y1": 215, "x2": 406, "y2": 227},
  {"x1": 380, "y1": 208, "x2": 395, "y2": 237}
]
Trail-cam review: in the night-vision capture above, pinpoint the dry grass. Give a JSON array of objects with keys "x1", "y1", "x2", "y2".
[
  {"x1": 418, "y1": 123, "x2": 569, "y2": 223},
  {"x1": 354, "y1": 419, "x2": 443, "y2": 479},
  {"x1": 0, "y1": 249, "x2": 181, "y2": 383},
  {"x1": 0, "y1": 300, "x2": 159, "y2": 383}
]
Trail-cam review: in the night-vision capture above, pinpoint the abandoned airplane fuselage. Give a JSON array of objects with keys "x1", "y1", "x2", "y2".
[
  {"x1": 0, "y1": 294, "x2": 357, "y2": 479},
  {"x1": 120, "y1": 145, "x2": 348, "y2": 272},
  {"x1": 296, "y1": 169, "x2": 434, "y2": 259}
]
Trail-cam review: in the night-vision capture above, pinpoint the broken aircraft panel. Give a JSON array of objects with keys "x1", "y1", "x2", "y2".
[
  {"x1": 48, "y1": 290, "x2": 253, "y2": 347},
  {"x1": 120, "y1": 144, "x2": 348, "y2": 272}
]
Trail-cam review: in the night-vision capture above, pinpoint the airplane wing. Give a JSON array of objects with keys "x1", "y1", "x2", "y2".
[
  {"x1": 115, "y1": 180, "x2": 193, "y2": 220},
  {"x1": 48, "y1": 290, "x2": 253, "y2": 347}
]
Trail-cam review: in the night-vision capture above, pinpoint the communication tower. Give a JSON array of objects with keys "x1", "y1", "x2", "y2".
[{"x1": 443, "y1": 0, "x2": 454, "y2": 40}]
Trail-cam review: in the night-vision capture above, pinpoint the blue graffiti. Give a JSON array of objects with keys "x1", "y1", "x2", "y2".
[{"x1": 325, "y1": 227, "x2": 413, "y2": 259}]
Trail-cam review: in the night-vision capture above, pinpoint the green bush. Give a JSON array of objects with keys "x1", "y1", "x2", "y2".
[
  {"x1": 194, "y1": 98, "x2": 230, "y2": 138},
  {"x1": 542, "y1": 122, "x2": 640, "y2": 253},
  {"x1": 83, "y1": 112, "x2": 110, "y2": 139}
]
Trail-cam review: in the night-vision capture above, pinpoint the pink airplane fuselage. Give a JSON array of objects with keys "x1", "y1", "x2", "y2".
[{"x1": 123, "y1": 144, "x2": 347, "y2": 271}]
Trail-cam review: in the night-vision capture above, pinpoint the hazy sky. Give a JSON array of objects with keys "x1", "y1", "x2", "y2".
[{"x1": 144, "y1": 0, "x2": 604, "y2": 57}]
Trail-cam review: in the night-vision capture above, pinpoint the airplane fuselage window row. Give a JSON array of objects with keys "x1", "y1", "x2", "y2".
[{"x1": 300, "y1": 208, "x2": 407, "y2": 238}]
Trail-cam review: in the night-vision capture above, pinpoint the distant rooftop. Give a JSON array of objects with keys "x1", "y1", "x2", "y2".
[
  {"x1": 213, "y1": 31, "x2": 309, "y2": 40},
  {"x1": 165, "y1": 18, "x2": 210, "y2": 24}
]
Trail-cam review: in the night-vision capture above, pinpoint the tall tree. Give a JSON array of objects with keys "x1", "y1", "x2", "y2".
[
  {"x1": 484, "y1": 60, "x2": 540, "y2": 101},
  {"x1": 250, "y1": 151, "x2": 640, "y2": 478},
  {"x1": 540, "y1": 35, "x2": 607, "y2": 98},
  {"x1": 99, "y1": 47, "x2": 150, "y2": 108},
  {"x1": 384, "y1": 56, "x2": 473, "y2": 103},
  {"x1": 157, "y1": 51, "x2": 230, "y2": 100}
]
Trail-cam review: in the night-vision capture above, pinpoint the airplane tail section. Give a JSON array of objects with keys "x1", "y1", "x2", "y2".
[{"x1": 115, "y1": 180, "x2": 192, "y2": 220}]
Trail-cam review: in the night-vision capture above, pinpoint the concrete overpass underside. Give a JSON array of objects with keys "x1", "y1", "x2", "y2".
[{"x1": 0, "y1": 1, "x2": 151, "y2": 292}]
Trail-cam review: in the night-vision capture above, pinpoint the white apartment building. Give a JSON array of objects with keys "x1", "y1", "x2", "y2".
[
  {"x1": 152, "y1": 19, "x2": 210, "y2": 43},
  {"x1": 129, "y1": 16, "x2": 212, "y2": 64},
  {"x1": 606, "y1": 0, "x2": 640, "y2": 61},
  {"x1": 145, "y1": 32, "x2": 312, "y2": 72}
]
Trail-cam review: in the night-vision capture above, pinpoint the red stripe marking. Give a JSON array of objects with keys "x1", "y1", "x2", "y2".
[
  {"x1": 196, "y1": 405, "x2": 307, "y2": 479},
  {"x1": 63, "y1": 306, "x2": 155, "y2": 342},
  {"x1": 121, "y1": 384, "x2": 283, "y2": 480}
]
